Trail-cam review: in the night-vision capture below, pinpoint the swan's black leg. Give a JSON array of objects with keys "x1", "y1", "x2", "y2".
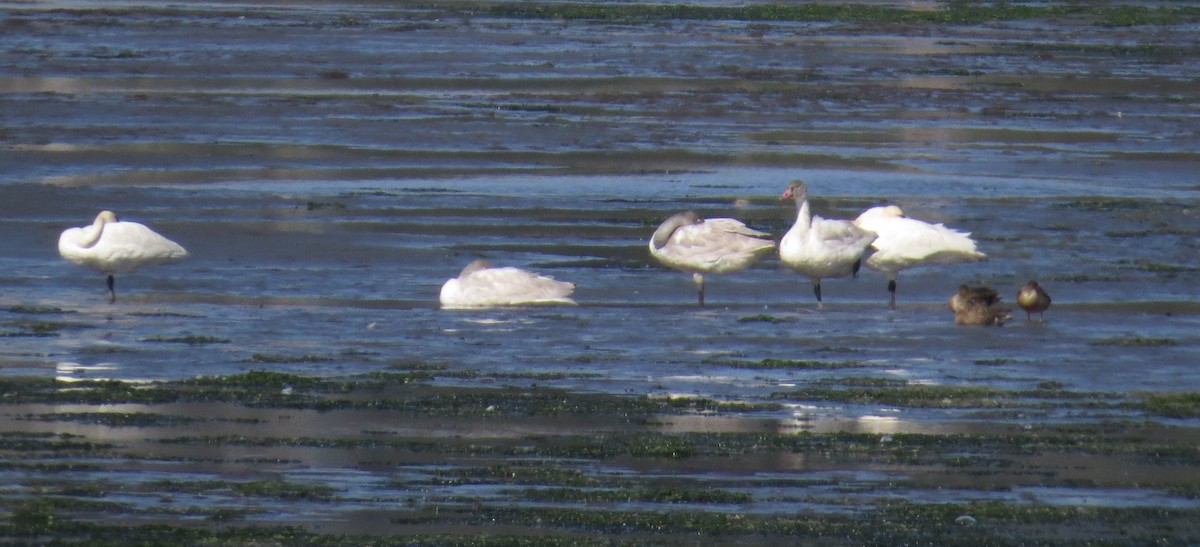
[
  {"x1": 887, "y1": 279, "x2": 897, "y2": 309},
  {"x1": 106, "y1": 275, "x2": 116, "y2": 303},
  {"x1": 813, "y1": 282, "x2": 823, "y2": 309}
]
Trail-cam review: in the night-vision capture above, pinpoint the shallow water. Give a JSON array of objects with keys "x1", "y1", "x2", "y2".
[
  {"x1": 2, "y1": 181, "x2": 1196, "y2": 397},
  {"x1": 1, "y1": 0, "x2": 1199, "y2": 540}
]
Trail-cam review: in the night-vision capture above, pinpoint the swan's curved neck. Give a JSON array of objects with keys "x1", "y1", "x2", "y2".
[
  {"x1": 79, "y1": 215, "x2": 110, "y2": 248},
  {"x1": 650, "y1": 218, "x2": 685, "y2": 250}
]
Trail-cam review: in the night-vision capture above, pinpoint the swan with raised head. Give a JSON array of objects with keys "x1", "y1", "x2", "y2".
[
  {"x1": 439, "y1": 259, "x2": 575, "y2": 309},
  {"x1": 854, "y1": 205, "x2": 986, "y2": 309},
  {"x1": 1017, "y1": 280, "x2": 1051, "y2": 322},
  {"x1": 649, "y1": 211, "x2": 775, "y2": 306},
  {"x1": 778, "y1": 179, "x2": 876, "y2": 308},
  {"x1": 58, "y1": 210, "x2": 189, "y2": 302}
]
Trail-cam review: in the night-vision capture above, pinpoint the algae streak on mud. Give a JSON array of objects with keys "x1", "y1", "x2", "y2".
[{"x1": 0, "y1": 372, "x2": 1198, "y2": 544}]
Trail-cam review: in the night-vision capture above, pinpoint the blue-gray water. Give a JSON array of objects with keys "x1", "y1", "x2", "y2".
[{"x1": 0, "y1": 0, "x2": 1198, "y2": 534}]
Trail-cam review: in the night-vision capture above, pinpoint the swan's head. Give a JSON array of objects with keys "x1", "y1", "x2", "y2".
[
  {"x1": 650, "y1": 211, "x2": 701, "y2": 249},
  {"x1": 854, "y1": 205, "x2": 905, "y2": 224},
  {"x1": 781, "y1": 179, "x2": 807, "y2": 202},
  {"x1": 95, "y1": 211, "x2": 119, "y2": 224},
  {"x1": 458, "y1": 259, "x2": 493, "y2": 278}
]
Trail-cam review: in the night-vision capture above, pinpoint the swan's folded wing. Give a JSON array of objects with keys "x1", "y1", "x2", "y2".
[
  {"x1": 105, "y1": 223, "x2": 188, "y2": 259},
  {"x1": 59, "y1": 222, "x2": 187, "y2": 273},
  {"x1": 443, "y1": 267, "x2": 575, "y2": 308},
  {"x1": 813, "y1": 216, "x2": 877, "y2": 248},
  {"x1": 704, "y1": 218, "x2": 773, "y2": 240},
  {"x1": 870, "y1": 217, "x2": 984, "y2": 264},
  {"x1": 661, "y1": 220, "x2": 775, "y2": 273}
]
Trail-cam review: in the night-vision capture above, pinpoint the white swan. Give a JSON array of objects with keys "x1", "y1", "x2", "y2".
[
  {"x1": 439, "y1": 259, "x2": 575, "y2": 309},
  {"x1": 854, "y1": 205, "x2": 986, "y2": 308},
  {"x1": 649, "y1": 211, "x2": 775, "y2": 306},
  {"x1": 779, "y1": 180, "x2": 876, "y2": 308},
  {"x1": 58, "y1": 211, "x2": 189, "y2": 302}
]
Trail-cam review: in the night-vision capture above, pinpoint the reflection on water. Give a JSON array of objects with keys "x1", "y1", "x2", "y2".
[
  {"x1": 54, "y1": 361, "x2": 118, "y2": 382},
  {"x1": 653, "y1": 411, "x2": 962, "y2": 437}
]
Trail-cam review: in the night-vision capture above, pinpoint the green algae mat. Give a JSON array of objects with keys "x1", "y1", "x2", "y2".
[{"x1": 1, "y1": 371, "x2": 1197, "y2": 544}]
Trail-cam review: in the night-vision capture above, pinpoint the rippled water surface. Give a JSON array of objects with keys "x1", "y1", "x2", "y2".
[{"x1": 1, "y1": 0, "x2": 1199, "y2": 541}]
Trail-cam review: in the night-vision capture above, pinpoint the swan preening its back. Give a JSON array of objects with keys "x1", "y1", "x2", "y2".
[
  {"x1": 649, "y1": 211, "x2": 775, "y2": 306},
  {"x1": 58, "y1": 211, "x2": 189, "y2": 302},
  {"x1": 439, "y1": 259, "x2": 576, "y2": 309},
  {"x1": 854, "y1": 205, "x2": 986, "y2": 308},
  {"x1": 778, "y1": 179, "x2": 876, "y2": 308}
]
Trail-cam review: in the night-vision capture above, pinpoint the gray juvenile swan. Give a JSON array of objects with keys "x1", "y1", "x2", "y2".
[{"x1": 649, "y1": 211, "x2": 775, "y2": 306}]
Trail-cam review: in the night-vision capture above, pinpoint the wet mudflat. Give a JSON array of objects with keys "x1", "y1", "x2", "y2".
[{"x1": 1, "y1": 1, "x2": 1199, "y2": 544}]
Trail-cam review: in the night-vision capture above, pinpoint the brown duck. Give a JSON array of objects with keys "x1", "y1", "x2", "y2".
[
  {"x1": 949, "y1": 284, "x2": 1010, "y2": 326},
  {"x1": 948, "y1": 284, "x2": 999, "y2": 314},
  {"x1": 1017, "y1": 280, "x2": 1051, "y2": 321}
]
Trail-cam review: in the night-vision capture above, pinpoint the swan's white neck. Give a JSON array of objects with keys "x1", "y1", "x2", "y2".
[
  {"x1": 80, "y1": 212, "x2": 114, "y2": 248},
  {"x1": 793, "y1": 198, "x2": 812, "y2": 231}
]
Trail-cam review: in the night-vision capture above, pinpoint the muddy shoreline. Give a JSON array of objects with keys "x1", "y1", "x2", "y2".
[{"x1": 1, "y1": 371, "x2": 1198, "y2": 543}]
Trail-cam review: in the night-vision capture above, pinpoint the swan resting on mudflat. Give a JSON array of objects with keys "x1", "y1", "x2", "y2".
[
  {"x1": 778, "y1": 179, "x2": 876, "y2": 308},
  {"x1": 854, "y1": 205, "x2": 986, "y2": 309},
  {"x1": 439, "y1": 259, "x2": 576, "y2": 309},
  {"x1": 58, "y1": 210, "x2": 189, "y2": 302},
  {"x1": 649, "y1": 211, "x2": 775, "y2": 306}
]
